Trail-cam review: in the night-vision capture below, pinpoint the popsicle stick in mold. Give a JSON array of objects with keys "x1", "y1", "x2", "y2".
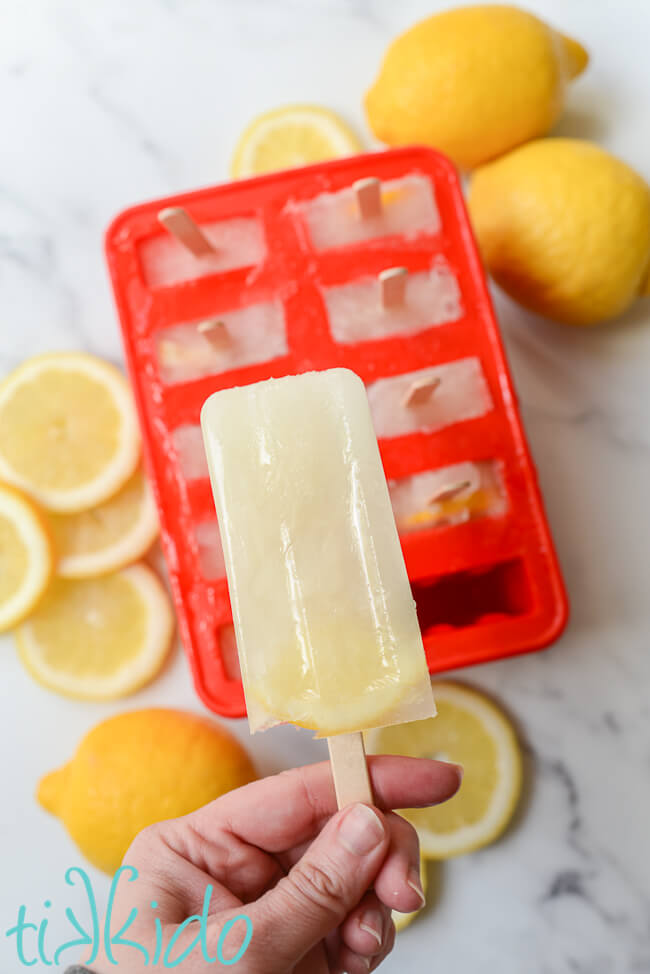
[
  {"x1": 157, "y1": 207, "x2": 216, "y2": 258},
  {"x1": 353, "y1": 177, "x2": 383, "y2": 220},
  {"x1": 197, "y1": 318, "x2": 230, "y2": 350},
  {"x1": 379, "y1": 266, "x2": 408, "y2": 310},
  {"x1": 328, "y1": 732, "x2": 374, "y2": 808},
  {"x1": 402, "y1": 375, "x2": 442, "y2": 408},
  {"x1": 428, "y1": 479, "x2": 473, "y2": 506}
]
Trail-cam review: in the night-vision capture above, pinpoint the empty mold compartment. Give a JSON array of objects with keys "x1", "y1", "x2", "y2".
[
  {"x1": 390, "y1": 461, "x2": 506, "y2": 533},
  {"x1": 291, "y1": 173, "x2": 440, "y2": 251},
  {"x1": 412, "y1": 558, "x2": 533, "y2": 633},
  {"x1": 139, "y1": 215, "x2": 266, "y2": 288},
  {"x1": 323, "y1": 257, "x2": 462, "y2": 343},
  {"x1": 156, "y1": 301, "x2": 287, "y2": 384},
  {"x1": 368, "y1": 357, "x2": 492, "y2": 439}
]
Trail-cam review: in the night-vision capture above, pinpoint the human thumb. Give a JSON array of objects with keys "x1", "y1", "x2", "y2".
[{"x1": 246, "y1": 803, "x2": 389, "y2": 970}]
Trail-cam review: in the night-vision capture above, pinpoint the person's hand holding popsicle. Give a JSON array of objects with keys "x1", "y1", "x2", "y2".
[{"x1": 83, "y1": 756, "x2": 460, "y2": 973}]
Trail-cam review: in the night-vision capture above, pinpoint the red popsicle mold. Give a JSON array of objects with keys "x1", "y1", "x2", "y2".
[{"x1": 105, "y1": 147, "x2": 568, "y2": 719}]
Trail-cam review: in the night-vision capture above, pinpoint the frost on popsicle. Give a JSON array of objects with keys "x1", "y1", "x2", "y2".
[
  {"x1": 368, "y1": 358, "x2": 492, "y2": 439},
  {"x1": 291, "y1": 174, "x2": 440, "y2": 250},
  {"x1": 156, "y1": 301, "x2": 288, "y2": 384},
  {"x1": 139, "y1": 216, "x2": 266, "y2": 288},
  {"x1": 390, "y1": 461, "x2": 506, "y2": 534},
  {"x1": 324, "y1": 258, "x2": 462, "y2": 343},
  {"x1": 200, "y1": 369, "x2": 435, "y2": 737}
]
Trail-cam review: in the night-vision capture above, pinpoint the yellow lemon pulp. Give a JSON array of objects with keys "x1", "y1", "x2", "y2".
[
  {"x1": 468, "y1": 138, "x2": 650, "y2": 325},
  {"x1": 46, "y1": 468, "x2": 159, "y2": 578},
  {"x1": 366, "y1": 682, "x2": 522, "y2": 858},
  {"x1": 37, "y1": 708, "x2": 257, "y2": 874},
  {"x1": 231, "y1": 104, "x2": 362, "y2": 178},
  {"x1": 17, "y1": 563, "x2": 173, "y2": 699},
  {"x1": 0, "y1": 483, "x2": 53, "y2": 631},
  {"x1": 365, "y1": 4, "x2": 588, "y2": 170},
  {"x1": 0, "y1": 353, "x2": 140, "y2": 512}
]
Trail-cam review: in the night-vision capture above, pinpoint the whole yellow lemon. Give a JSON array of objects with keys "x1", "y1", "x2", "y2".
[
  {"x1": 37, "y1": 709, "x2": 257, "y2": 874},
  {"x1": 365, "y1": 5, "x2": 588, "y2": 170},
  {"x1": 468, "y1": 138, "x2": 650, "y2": 325}
]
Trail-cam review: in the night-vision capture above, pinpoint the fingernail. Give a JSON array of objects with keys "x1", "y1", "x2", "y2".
[
  {"x1": 359, "y1": 909, "x2": 383, "y2": 949},
  {"x1": 407, "y1": 866, "x2": 426, "y2": 908},
  {"x1": 453, "y1": 763, "x2": 464, "y2": 783},
  {"x1": 338, "y1": 803, "x2": 385, "y2": 856}
]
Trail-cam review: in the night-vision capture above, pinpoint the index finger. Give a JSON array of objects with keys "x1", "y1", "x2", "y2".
[{"x1": 190, "y1": 755, "x2": 462, "y2": 853}]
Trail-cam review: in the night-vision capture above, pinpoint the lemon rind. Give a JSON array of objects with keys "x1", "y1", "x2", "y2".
[
  {"x1": 0, "y1": 484, "x2": 54, "y2": 631},
  {"x1": 55, "y1": 477, "x2": 159, "y2": 578}
]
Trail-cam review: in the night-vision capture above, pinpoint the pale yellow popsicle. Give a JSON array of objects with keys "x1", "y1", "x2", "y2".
[{"x1": 200, "y1": 369, "x2": 435, "y2": 737}]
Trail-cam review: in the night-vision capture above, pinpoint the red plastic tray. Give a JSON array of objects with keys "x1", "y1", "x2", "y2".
[{"x1": 105, "y1": 147, "x2": 568, "y2": 719}]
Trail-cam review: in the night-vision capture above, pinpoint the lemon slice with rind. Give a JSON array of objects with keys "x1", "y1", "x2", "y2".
[
  {"x1": 0, "y1": 353, "x2": 140, "y2": 513},
  {"x1": 366, "y1": 681, "x2": 522, "y2": 858},
  {"x1": 0, "y1": 483, "x2": 54, "y2": 631},
  {"x1": 16, "y1": 563, "x2": 173, "y2": 699},
  {"x1": 46, "y1": 468, "x2": 159, "y2": 578},
  {"x1": 231, "y1": 104, "x2": 362, "y2": 178}
]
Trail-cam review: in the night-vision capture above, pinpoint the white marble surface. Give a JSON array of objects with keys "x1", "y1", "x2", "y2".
[{"x1": 2, "y1": 1, "x2": 650, "y2": 971}]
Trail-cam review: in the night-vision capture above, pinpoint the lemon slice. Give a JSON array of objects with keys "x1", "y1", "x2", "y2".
[
  {"x1": 46, "y1": 468, "x2": 159, "y2": 578},
  {"x1": 366, "y1": 682, "x2": 522, "y2": 858},
  {"x1": 0, "y1": 483, "x2": 54, "y2": 631},
  {"x1": 16, "y1": 563, "x2": 174, "y2": 699},
  {"x1": 230, "y1": 104, "x2": 362, "y2": 178},
  {"x1": 392, "y1": 857, "x2": 428, "y2": 933},
  {"x1": 0, "y1": 353, "x2": 141, "y2": 513}
]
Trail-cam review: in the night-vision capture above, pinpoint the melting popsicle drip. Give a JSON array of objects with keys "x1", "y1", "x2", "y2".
[{"x1": 157, "y1": 207, "x2": 216, "y2": 258}]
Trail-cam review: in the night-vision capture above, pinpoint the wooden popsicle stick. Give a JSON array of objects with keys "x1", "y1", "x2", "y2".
[
  {"x1": 402, "y1": 375, "x2": 442, "y2": 408},
  {"x1": 328, "y1": 732, "x2": 374, "y2": 809},
  {"x1": 379, "y1": 266, "x2": 408, "y2": 310},
  {"x1": 158, "y1": 207, "x2": 216, "y2": 257},
  {"x1": 353, "y1": 177, "x2": 383, "y2": 220},
  {"x1": 428, "y1": 479, "x2": 473, "y2": 506},
  {"x1": 197, "y1": 319, "x2": 229, "y2": 348}
]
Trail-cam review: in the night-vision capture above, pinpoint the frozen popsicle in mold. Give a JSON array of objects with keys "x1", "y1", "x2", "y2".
[
  {"x1": 200, "y1": 369, "x2": 435, "y2": 742},
  {"x1": 156, "y1": 301, "x2": 287, "y2": 384},
  {"x1": 171, "y1": 424, "x2": 209, "y2": 481},
  {"x1": 390, "y1": 461, "x2": 506, "y2": 533},
  {"x1": 195, "y1": 520, "x2": 226, "y2": 580},
  {"x1": 292, "y1": 174, "x2": 440, "y2": 251},
  {"x1": 324, "y1": 258, "x2": 462, "y2": 344},
  {"x1": 140, "y1": 215, "x2": 265, "y2": 288},
  {"x1": 367, "y1": 358, "x2": 492, "y2": 439}
]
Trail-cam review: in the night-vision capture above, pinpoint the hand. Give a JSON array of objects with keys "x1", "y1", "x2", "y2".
[{"x1": 91, "y1": 755, "x2": 462, "y2": 974}]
